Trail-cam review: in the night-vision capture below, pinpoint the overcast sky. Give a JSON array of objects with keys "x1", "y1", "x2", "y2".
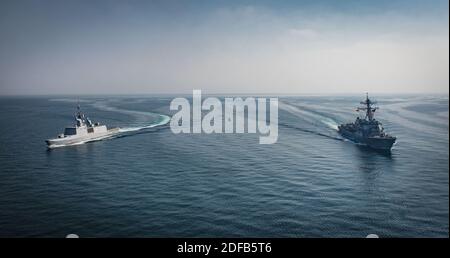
[{"x1": 0, "y1": 0, "x2": 448, "y2": 95}]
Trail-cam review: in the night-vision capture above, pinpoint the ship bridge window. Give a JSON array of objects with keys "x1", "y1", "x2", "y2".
[{"x1": 64, "y1": 128, "x2": 77, "y2": 135}]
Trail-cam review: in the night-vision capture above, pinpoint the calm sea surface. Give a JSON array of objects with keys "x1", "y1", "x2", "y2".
[{"x1": 0, "y1": 95, "x2": 448, "y2": 237}]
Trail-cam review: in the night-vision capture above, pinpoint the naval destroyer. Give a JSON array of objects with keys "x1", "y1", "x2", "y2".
[
  {"x1": 46, "y1": 104, "x2": 119, "y2": 148},
  {"x1": 338, "y1": 94, "x2": 396, "y2": 151}
]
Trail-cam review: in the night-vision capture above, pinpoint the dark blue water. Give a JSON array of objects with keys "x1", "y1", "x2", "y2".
[{"x1": 0, "y1": 95, "x2": 448, "y2": 237}]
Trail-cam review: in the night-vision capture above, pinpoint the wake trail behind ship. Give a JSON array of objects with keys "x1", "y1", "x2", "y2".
[
  {"x1": 92, "y1": 101, "x2": 171, "y2": 137},
  {"x1": 279, "y1": 123, "x2": 344, "y2": 141},
  {"x1": 279, "y1": 101, "x2": 344, "y2": 141}
]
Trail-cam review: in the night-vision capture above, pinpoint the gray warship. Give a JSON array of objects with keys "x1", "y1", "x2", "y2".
[
  {"x1": 46, "y1": 104, "x2": 119, "y2": 148},
  {"x1": 338, "y1": 94, "x2": 396, "y2": 151}
]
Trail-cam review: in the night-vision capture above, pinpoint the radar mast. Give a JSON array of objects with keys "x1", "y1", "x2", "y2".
[{"x1": 356, "y1": 93, "x2": 378, "y2": 121}]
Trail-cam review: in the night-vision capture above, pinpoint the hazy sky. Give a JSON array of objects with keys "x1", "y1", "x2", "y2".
[{"x1": 0, "y1": 0, "x2": 448, "y2": 95}]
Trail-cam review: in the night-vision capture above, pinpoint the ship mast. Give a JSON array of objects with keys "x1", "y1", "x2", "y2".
[
  {"x1": 356, "y1": 93, "x2": 378, "y2": 121},
  {"x1": 75, "y1": 100, "x2": 86, "y2": 127},
  {"x1": 77, "y1": 100, "x2": 81, "y2": 116}
]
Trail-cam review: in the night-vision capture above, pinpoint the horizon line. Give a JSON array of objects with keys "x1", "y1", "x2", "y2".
[{"x1": 0, "y1": 91, "x2": 449, "y2": 97}]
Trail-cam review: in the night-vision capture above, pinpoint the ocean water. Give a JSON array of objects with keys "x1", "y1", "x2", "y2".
[{"x1": 0, "y1": 95, "x2": 448, "y2": 237}]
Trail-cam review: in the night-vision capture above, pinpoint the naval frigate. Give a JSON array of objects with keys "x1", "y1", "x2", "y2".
[
  {"x1": 338, "y1": 94, "x2": 396, "y2": 151},
  {"x1": 46, "y1": 104, "x2": 119, "y2": 148}
]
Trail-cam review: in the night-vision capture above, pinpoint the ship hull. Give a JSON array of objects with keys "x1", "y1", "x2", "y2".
[
  {"x1": 364, "y1": 137, "x2": 396, "y2": 150},
  {"x1": 46, "y1": 128, "x2": 119, "y2": 148},
  {"x1": 338, "y1": 127, "x2": 396, "y2": 151}
]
